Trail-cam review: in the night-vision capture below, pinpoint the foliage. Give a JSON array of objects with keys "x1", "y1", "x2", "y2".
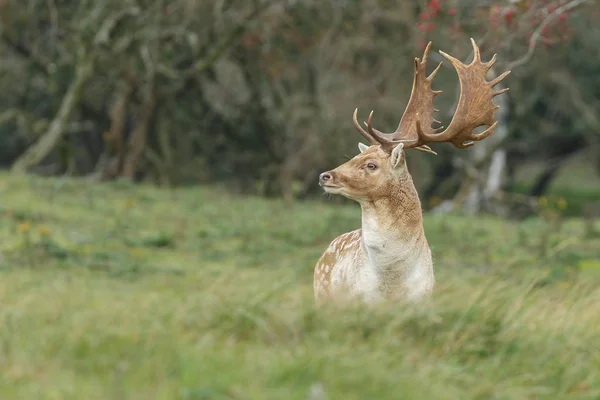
[
  {"x1": 0, "y1": 0, "x2": 599, "y2": 208},
  {"x1": 0, "y1": 173, "x2": 599, "y2": 398}
]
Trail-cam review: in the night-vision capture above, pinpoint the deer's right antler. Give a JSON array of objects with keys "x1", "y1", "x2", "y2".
[{"x1": 353, "y1": 39, "x2": 510, "y2": 155}]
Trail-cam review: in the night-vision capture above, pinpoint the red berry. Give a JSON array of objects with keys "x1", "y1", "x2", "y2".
[
  {"x1": 449, "y1": 8, "x2": 456, "y2": 16},
  {"x1": 504, "y1": 9, "x2": 515, "y2": 24},
  {"x1": 541, "y1": 26, "x2": 550, "y2": 37}
]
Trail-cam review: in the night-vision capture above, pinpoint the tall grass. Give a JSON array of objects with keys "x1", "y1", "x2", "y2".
[{"x1": 0, "y1": 173, "x2": 599, "y2": 399}]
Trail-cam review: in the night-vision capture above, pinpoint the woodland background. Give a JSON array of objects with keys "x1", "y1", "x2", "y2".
[
  {"x1": 1, "y1": 0, "x2": 599, "y2": 216},
  {"x1": 2, "y1": 1, "x2": 600, "y2": 398}
]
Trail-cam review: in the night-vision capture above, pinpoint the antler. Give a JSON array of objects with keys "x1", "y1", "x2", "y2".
[{"x1": 353, "y1": 38, "x2": 510, "y2": 154}]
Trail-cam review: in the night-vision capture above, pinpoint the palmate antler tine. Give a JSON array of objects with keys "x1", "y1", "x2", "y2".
[
  {"x1": 362, "y1": 112, "x2": 420, "y2": 148},
  {"x1": 354, "y1": 41, "x2": 444, "y2": 153},
  {"x1": 389, "y1": 41, "x2": 444, "y2": 147},
  {"x1": 352, "y1": 108, "x2": 379, "y2": 145},
  {"x1": 416, "y1": 38, "x2": 511, "y2": 149},
  {"x1": 364, "y1": 111, "x2": 402, "y2": 145},
  {"x1": 490, "y1": 71, "x2": 512, "y2": 89},
  {"x1": 414, "y1": 145, "x2": 438, "y2": 155}
]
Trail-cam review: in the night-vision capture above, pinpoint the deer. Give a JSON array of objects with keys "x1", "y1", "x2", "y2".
[{"x1": 314, "y1": 39, "x2": 510, "y2": 306}]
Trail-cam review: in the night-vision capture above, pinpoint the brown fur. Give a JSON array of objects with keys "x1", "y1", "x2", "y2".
[
  {"x1": 314, "y1": 40, "x2": 510, "y2": 305},
  {"x1": 321, "y1": 146, "x2": 422, "y2": 228},
  {"x1": 313, "y1": 229, "x2": 361, "y2": 303},
  {"x1": 314, "y1": 144, "x2": 434, "y2": 305}
]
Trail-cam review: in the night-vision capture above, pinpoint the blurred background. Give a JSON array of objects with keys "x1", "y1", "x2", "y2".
[
  {"x1": 2, "y1": 1, "x2": 600, "y2": 398},
  {"x1": 1, "y1": 0, "x2": 599, "y2": 217}
]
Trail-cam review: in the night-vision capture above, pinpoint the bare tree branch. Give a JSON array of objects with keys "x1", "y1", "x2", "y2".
[
  {"x1": 550, "y1": 71, "x2": 600, "y2": 139},
  {"x1": 9, "y1": 6, "x2": 142, "y2": 174},
  {"x1": 10, "y1": 57, "x2": 95, "y2": 174},
  {"x1": 505, "y1": 0, "x2": 591, "y2": 71}
]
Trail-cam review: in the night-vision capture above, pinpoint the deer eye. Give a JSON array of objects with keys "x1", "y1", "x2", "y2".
[{"x1": 366, "y1": 163, "x2": 378, "y2": 170}]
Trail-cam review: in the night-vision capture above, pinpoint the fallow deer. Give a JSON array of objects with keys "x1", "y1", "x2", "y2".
[{"x1": 314, "y1": 39, "x2": 510, "y2": 306}]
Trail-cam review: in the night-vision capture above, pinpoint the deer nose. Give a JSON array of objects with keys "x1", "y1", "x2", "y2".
[{"x1": 319, "y1": 172, "x2": 332, "y2": 185}]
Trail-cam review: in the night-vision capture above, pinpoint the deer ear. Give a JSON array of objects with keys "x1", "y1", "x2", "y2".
[
  {"x1": 390, "y1": 142, "x2": 405, "y2": 169},
  {"x1": 358, "y1": 142, "x2": 369, "y2": 153}
]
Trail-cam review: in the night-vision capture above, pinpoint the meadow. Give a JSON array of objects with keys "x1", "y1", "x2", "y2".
[{"x1": 0, "y1": 172, "x2": 599, "y2": 399}]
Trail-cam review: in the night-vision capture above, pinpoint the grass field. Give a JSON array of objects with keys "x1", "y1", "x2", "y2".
[{"x1": 1, "y1": 173, "x2": 599, "y2": 399}]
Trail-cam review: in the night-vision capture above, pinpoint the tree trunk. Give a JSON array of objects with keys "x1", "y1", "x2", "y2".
[
  {"x1": 96, "y1": 78, "x2": 135, "y2": 180},
  {"x1": 122, "y1": 85, "x2": 157, "y2": 180},
  {"x1": 11, "y1": 58, "x2": 94, "y2": 174},
  {"x1": 530, "y1": 164, "x2": 560, "y2": 197}
]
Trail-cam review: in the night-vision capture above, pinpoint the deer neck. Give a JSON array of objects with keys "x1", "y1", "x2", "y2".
[{"x1": 359, "y1": 174, "x2": 426, "y2": 269}]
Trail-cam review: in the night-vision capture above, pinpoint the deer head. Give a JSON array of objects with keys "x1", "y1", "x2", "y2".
[
  {"x1": 319, "y1": 142, "x2": 410, "y2": 202},
  {"x1": 319, "y1": 39, "x2": 510, "y2": 203}
]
